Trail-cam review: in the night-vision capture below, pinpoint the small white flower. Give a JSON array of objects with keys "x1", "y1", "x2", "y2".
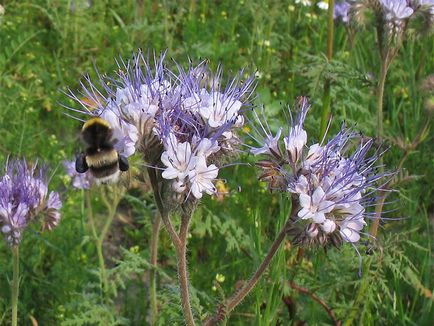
[
  {"x1": 298, "y1": 186, "x2": 335, "y2": 223},
  {"x1": 284, "y1": 126, "x2": 307, "y2": 163},
  {"x1": 294, "y1": 175, "x2": 309, "y2": 194},
  {"x1": 115, "y1": 87, "x2": 134, "y2": 106},
  {"x1": 250, "y1": 128, "x2": 282, "y2": 156},
  {"x1": 302, "y1": 143, "x2": 324, "y2": 169},
  {"x1": 188, "y1": 156, "x2": 219, "y2": 199},
  {"x1": 317, "y1": 1, "x2": 329, "y2": 10},
  {"x1": 340, "y1": 216, "x2": 366, "y2": 242},
  {"x1": 161, "y1": 136, "x2": 195, "y2": 182},
  {"x1": 200, "y1": 93, "x2": 243, "y2": 128},
  {"x1": 184, "y1": 89, "x2": 211, "y2": 113},
  {"x1": 116, "y1": 84, "x2": 159, "y2": 124},
  {"x1": 321, "y1": 219, "x2": 336, "y2": 233},
  {"x1": 194, "y1": 138, "x2": 221, "y2": 157}
]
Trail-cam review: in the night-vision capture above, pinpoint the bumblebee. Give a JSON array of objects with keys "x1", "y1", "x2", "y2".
[{"x1": 75, "y1": 117, "x2": 129, "y2": 183}]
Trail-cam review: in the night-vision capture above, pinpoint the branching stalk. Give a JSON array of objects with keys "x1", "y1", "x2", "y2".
[
  {"x1": 204, "y1": 203, "x2": 299, "y2": 325},
  {"x1": 85, "y1": 189, "x2": 120, "y2": 295}
]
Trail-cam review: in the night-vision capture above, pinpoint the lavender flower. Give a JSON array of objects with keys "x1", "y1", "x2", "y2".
[
  {"x1": 250, "y1": 98, "x2": 391, "y2": 246},
  {"x1": 64, "y1": 160, "x2": 93, "y2": 189},
  {"x1": 155, "y1": 63, "x2": 255, "y2": 200},
  {"x1": 334, "y1": 1, "x2": 351, "y2": 23},
  {"x1": 380, "y1": 0, "x2": 414, "y2": 21},
  {"x1": 0, "y1": 159, "x2": 62, "y2": 246}
]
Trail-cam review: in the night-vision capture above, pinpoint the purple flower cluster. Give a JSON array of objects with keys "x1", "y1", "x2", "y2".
[
  {"x1": 250, "y1": 98, "x2": 390, "y2": 246},
  {"x1": 66, "y1": 51, "x2": 255, "y2": 199},
  {"x1": 0, "y1": 159, "x2": 62, "y2": 246}
]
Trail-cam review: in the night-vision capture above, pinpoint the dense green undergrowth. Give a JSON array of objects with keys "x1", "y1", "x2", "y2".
[{"x1": 0, "y1": 1, "x2": 432, "y2": 325}]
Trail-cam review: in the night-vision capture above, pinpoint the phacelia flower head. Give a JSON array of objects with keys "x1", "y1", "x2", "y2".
[
  {"x1": 0, "y1": 159, "x2": 62, "y2": 246},
  {"x1": 250, "y1": 97, "x2": 392, "y2": 247},
  {"x1": 155, "y1": 62, "x2": 255, "y2": 201},
  {"x1": 65, "y1": 50, "x2": 255, "y2": 201}
]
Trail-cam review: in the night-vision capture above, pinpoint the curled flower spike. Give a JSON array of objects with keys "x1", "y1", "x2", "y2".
[
  {"x1": 0, "y1": 159, "x2": 62, "y2": 246},
  {"x1": 250, "y1": 97, "x2": 392, "y2": 247}
]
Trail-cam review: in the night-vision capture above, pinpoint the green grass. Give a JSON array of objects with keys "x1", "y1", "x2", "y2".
[{"x1": 0, "y1": 1, "x2": 433, "y2": 325}]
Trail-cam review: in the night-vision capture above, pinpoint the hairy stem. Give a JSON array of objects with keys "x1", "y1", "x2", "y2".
[
  {"x1": 11, "y1": 246, "x2": 19, "y2": 326},
  {"x1": 149, "y1": 213, "x2": 161, "y2": 325},
  {"x1": 205, "y1": 204, "x2": 298, "y2": 325},
  {"x1": 147, "y1": 167, "x2": 180, "y2": 247},
  {"x1": 147, "y1": 167, "x2": 195, "y2": 324},
  {"x1": 177, "y1": 209, "x2": 195, "y2": 326},
  {"x1": 376, "y1": 56, "x2": 390, "y2": 140},
  {"x1": 369, "y1": 190, "x2": 388, "y2": 240},
  {"x1": 369, "y1": 53, "x2": 390, "y2": 239},
  {"x1": 319, "y1": 0, "x2": 335, "y2": 138}
]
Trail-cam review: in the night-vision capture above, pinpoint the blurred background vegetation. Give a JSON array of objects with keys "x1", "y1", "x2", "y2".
[{"x1": 0, "y1": 0, "x2": 432, "y2": 325}]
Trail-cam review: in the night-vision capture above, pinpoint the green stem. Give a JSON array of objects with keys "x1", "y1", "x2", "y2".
[
  {"x1": 86, "y1": 191, "x2": 107, "y2": 293},
  {"x1": 204, "y1": 204, "x2": 298, "y2": 325},
  {"x1": 320, "y1": 81, "x2": 332, "y2": 139},
  {"x1": 147, "y1": 166, "x2": 195, "y2": 325},
  {"x1": 86, "y1": 189, "x2": 119, "y2": 295},
  {"x1": 369, "y1": 57, "x2": 390, "y2": 239},
  {"x1": 376, "y1": 57, "x2": 389, "y2": 140},
  {"x1": 368, "y1": 190, "x2": 387, "y2": 241},
  {"x1": 149, "y1": 213, "x2": 161, "y2": 325},
  {"x1": 177, "y1": 209, "x2": 195, "y2": 326},
  {"x1": 11, "y1": 246, "x2": 19, "y2": 326},
  {"x1": 147, "y1": 166, "x2": 196, "y2": 325},
  {"x1": 98, "y1": 191, "x2": 119, "y2": 294},
  {"x1": 147, "y1": 167, "x2": 180, "y2": 247},
  {"x1": 319, "y1": 0, "x2": 335, "y2": 139}
]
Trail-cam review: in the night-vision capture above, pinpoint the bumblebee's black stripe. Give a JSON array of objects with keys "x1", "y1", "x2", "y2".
[{"x1": 89, "y1": 162, "x2": 119, "y2": 178}]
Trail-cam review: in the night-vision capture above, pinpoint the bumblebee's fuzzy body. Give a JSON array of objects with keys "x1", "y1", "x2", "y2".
[{"x1": 76, "y1": 117, "x2": 129, "y2": 183}]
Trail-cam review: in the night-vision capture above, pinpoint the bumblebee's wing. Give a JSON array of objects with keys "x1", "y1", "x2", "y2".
[{"x1": 75, "y1": 153, "x2": 89, "y2": 173}]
